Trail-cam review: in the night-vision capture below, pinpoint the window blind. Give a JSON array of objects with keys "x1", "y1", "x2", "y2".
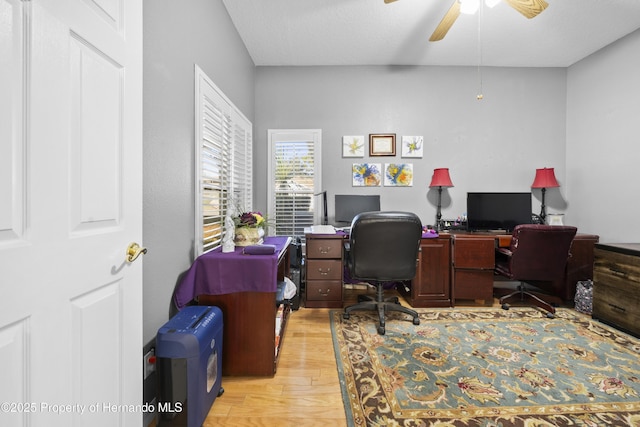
[
  {"x1": 231, "y1": 110, "x2": 252, "y2": 214},
  {"x1": 269, "y1": 131, "x2": 322, "y2": 239},
  {"x1": 196, "y1": 66, "x2": 252, "y2": 255}
]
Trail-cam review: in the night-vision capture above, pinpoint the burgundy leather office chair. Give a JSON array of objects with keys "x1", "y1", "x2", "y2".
[
  {"x1": 495, "y1": 224, "x2": 577, "y2": 318},
  {"x1": 342, "y1": 211, "x2": 422, "y2": 335}
]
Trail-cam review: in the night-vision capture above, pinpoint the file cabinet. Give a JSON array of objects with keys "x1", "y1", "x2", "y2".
[{"x1": 305, "y1": 234, "x2": 344, "y2": 308}]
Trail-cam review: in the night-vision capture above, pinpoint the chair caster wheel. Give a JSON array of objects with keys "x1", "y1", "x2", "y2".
[
  {"x1": 501, "y1": 303, "x2": 510, "y2": 310},
  {"x1": 378, "y1": 326, "x2": 385, "y2": 335},
  {"x1": 217, "y1": 387, "x2": 225, "y2": 397},
  {"x1": 343, "y1": 313, "x2": 350, "y2": 320},
  {"x1": 413, "y1": 317, "x2": 420, "y2": 325},
  {"x1": 546, "y1": 312, "x2": 555, "y2": 319}
]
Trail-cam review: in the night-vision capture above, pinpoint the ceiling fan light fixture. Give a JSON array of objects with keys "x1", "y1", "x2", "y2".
[
  {"x1": 459, "y1": 0, "x2": 480, "y2": 15},
  {"x1": 485, "y1": 0, "x2": 501, "y2": 8}
]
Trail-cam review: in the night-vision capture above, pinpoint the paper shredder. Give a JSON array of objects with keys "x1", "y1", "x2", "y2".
[{"x1": 156, "y1": 305, "x2": 223, "y2": 427}]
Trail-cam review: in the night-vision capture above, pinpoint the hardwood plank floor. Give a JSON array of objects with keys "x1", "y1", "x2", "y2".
[
  {"x1": 205, "y1": 305, "x2": 347, "y2": 426},
  {"x1": 203, "y1": 287, "x2": 565, "y2": 426}
]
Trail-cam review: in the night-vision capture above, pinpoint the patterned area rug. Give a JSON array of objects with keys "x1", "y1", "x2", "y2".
[{"x1": 330, "y1": 307, "x2": 640, "y2": 426}]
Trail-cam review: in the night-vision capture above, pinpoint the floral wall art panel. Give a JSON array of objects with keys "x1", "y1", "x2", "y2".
[
  {"x1": 401, "y1": 136, "x2": 423, "y2": 158},
  {"x1": 352, "y1": 163, "x2": 381, "y2": 187},
  {"x1": 384, "y1": 163, "x2": 413, "y2": 186},
  {"x1": 343, "y1": 135, "x2": 365, "y2": 157}
]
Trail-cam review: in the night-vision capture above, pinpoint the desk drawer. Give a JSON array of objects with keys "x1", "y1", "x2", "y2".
[
  {"x1": 306, "y1": 239, "x2": 343, "y2": 259},
  {"x1": 306, "y1": 280, "x2": 342, "y2": 302},
  {"x1": 306, "y1": 259, "x2": 342, "y2": 280},
  {"x1": 453, "y1": 238, "x2": 495, "y2": 269},
  {"x1": 454, "y1": 270, "x2": 494, "y2": 301}
]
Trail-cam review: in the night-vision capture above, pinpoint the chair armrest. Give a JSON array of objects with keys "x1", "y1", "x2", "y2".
[{"x1": 496, "y1": 247, "x2": 512, "y2": 257}]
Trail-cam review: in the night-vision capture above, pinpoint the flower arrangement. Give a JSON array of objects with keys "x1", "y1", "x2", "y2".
[
  {"x1": 234, "y1": 211, "x2": 266, "y2": 229},
  {"x1": 233, "y1": 211, "x2": 267, "y2": 247}
]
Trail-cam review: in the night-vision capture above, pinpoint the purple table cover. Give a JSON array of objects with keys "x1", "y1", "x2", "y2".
[{"x1": 174, "y1": 236, "x2": 291, "y2": 309}]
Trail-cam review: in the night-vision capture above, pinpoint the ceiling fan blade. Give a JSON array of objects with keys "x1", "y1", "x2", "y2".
[
  {"x1": 384, "y1": 0, "x2": 400, "y2": 3},
  {"x1": 429, "y1": 0, "x2": 461, "y2": 42},
  {"x1": 502, "y1": 0, "x2": 549, "y2": 19}
]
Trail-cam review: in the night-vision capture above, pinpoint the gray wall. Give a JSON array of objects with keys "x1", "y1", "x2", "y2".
[
  {"x1": 142, "y1": 4, "x2": 640, "y2": 344},
  {"x1": 254, "y1": 66, "x2": 567, "y2": 228},
  {"x1": 143, "y1": 0, "x2": 255, "y2": 343},
  {"x1": 566, "y1": 29, "x2": 640, "y2": 244}
]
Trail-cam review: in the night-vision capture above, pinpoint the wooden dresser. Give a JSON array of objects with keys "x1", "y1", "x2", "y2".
[{"x1": 592, "y1": 243, "x2": 640, "y2": 337}]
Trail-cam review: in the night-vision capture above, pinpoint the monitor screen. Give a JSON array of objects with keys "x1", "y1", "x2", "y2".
[
  {"x1": 466, "y1": 192, "x2": 532, "y2": 232},
  {"x1": 334, "y1": 195, "x2": 380, "y2": 224}
]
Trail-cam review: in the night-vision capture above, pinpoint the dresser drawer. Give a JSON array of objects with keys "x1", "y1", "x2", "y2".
[
  {"x1": 594, "y1": 249, "x2": 640, "y2": 285},
  {"x1": 307, "y1": 239, "x2": 343, "y2": 259},
  {"x1": 306, "y1": 259, "x2": 343, "y2": 280},
  {"x1": 306, "y1": 280, "x2": 343, "y2": 302},
  {"x1": 592, "y1": 279, "x2": 640, "y2": 335}
]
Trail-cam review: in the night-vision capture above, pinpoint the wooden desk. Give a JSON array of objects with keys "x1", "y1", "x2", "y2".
[
  {"x1": 176, "y1": 236, "x2": 292, "y2": 376},
  {"x1": 404, "y1": 231, "x2": 599, "y2": 307}
]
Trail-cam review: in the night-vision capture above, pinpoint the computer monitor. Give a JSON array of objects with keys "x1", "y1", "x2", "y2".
[
  {"x1": 466, "y1": 192, "x2": 532, "y2": 232},
  {"x1": 334, "y1": 195, "x2": 380, "y2": 225}
]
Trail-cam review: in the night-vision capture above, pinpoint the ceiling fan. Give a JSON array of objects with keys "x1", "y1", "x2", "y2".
[{"x1": 385, "y1": 0, "x2": 549, "y2": 42}]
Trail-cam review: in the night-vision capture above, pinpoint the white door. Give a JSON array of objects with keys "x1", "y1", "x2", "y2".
[{"x1": 0, "y1": 1, "x2": 143, "y2": 426}]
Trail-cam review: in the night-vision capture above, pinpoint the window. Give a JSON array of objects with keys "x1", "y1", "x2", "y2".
[
  {"x1": 195, "y1": 66, "x2": 252, "y2": 255},
  {"x1": 267, "y1": 130, "x2": 322, "y2": 239}
]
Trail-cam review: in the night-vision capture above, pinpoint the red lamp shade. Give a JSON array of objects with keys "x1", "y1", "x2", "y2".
[
  {"x1": 531, "y1": 167, "x2": 559, "y2": 189},
  {"x1": 429, "y1": 168, "x2": 454, "y2": 188}
]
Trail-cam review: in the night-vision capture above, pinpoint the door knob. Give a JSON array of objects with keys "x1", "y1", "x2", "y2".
[{"x1": 126, "y1": 242, "x2": 147, "y2": 263}]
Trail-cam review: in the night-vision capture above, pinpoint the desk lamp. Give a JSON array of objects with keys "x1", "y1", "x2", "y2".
[
  {"x1": 531, "y1": 167, "x2": 559, "y2": 224},
  {"x1": 429, "y1": 168, "x2": 454, "y2": 231}
]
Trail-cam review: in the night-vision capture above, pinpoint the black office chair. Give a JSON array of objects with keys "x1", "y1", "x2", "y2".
[
  {"x1": 495, "y1": 224, "x2": 577, "y2": 318},
  {"x1": 342, "y1": 211, "x2": 422, "y2": 335}
]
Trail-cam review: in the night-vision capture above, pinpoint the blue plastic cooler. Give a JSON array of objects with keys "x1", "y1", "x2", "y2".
[{"x1": 156, "y1": 306, "x2": 223, "y2": 427}]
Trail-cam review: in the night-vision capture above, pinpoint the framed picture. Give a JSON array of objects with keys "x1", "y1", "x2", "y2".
[
  {"x1": 401, "y1": 136, "x2": 424, "y2": 158},
  {"x1": 342, "y1": 136, "x2": 365, "y2": 157},
  {"x1": 369, "y1": 134, "x2": 396, "y2": 156},
  {"x1": 384, "y1": 163, "x2": 413, "y2": 186},
  {"x1": 352, "y1": 163, "x2": 382, "y2": 187}
]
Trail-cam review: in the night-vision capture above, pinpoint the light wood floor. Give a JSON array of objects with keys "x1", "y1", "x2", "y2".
[
  {"x1": 205, "y1": 305, "x2": 347, "y2": 426},
  {"x1": 203, "y1": 287, "x2": 561, "y2": 426}
]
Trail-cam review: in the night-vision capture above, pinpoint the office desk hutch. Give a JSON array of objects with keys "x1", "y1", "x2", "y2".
[{"x1": 174, "y1": 236, "x2": 292, "y2": 376}]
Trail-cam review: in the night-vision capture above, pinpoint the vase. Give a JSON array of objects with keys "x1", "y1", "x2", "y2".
[{"x1": 234, "y1": 227, "x2": 264, "y2": 246}]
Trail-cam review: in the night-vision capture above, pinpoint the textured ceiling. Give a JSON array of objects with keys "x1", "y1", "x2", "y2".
[{"x1": 222, "y1": 0, "x2": 640, "y2": 67}]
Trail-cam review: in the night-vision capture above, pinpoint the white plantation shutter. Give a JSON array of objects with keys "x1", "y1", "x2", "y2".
[
  {"x1": 268, "y1": 130, "x2": 322, "y2": 239},
  {"x1": 196, "y1": 66, "x2": 252, "y2": 254},
  {"x1": 231, "y1": 110, "x2": 252, "y2": 213}
]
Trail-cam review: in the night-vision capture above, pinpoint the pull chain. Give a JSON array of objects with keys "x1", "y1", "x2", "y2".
[{"x1": 477, "y1": 2, "x2": 484, "y2": 100}]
